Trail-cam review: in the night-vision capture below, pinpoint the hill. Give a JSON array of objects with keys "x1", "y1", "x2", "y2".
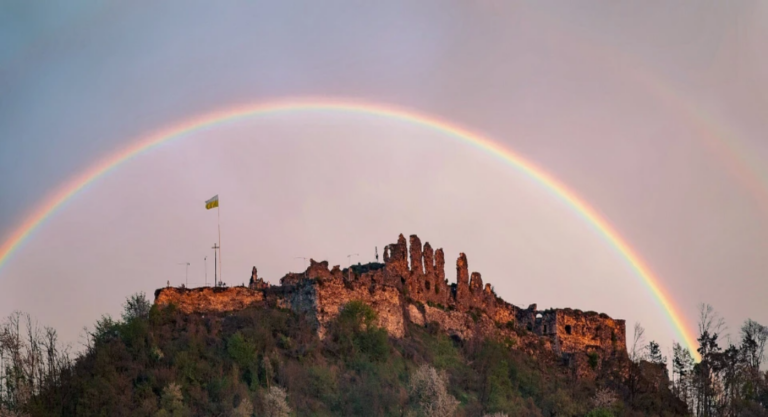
[{"x1": 0, "y1": 233, "x2": 710, "y2": 416}]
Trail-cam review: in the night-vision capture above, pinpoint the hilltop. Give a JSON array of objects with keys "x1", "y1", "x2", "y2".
[
  {"x1": 156, "y1": 233, "x2": 629, "y2": 380},
  {"x1": 9, "y1": 233, "x2": 688, "y2": 416}
]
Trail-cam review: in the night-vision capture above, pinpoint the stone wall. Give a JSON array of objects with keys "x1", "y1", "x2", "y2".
[{"x1": 154, "y1": 286, "x2": 264, "y2": 314}]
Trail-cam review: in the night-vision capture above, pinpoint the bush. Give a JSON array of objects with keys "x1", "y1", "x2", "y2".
[
  {"x1": 155, "y1": 383, "x2": 188, "y2": 417},
  {"x1": 408, "y1": 364, "x2": 459, "y2": 417},
  {"x1": 123, "y1": 292, "x2": 152, "y2": 322},
  {"x1": 588, "y1": 352, "x2": 599, "y2": 370},
  {"x1": 332, "y1": 301, "x2": 390, "y2": 362},
  {"x1": 338, "y1": 301, "x2": 377, "y2": 331},
  {"x1": 262, "y1": 386, "x2": 291, "y2": 417},
  {"x1": 227, "y1": 333, "x2": 256, "y2": 369}
]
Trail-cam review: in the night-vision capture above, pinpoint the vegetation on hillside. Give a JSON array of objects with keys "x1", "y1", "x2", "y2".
[{"x1": 0, "y1": 295, "x2": 765, "y2": 416}]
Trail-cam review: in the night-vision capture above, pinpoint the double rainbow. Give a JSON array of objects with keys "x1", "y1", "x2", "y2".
[{"x1": 0, "y1": 99, "x2": 699, "y2": 358}]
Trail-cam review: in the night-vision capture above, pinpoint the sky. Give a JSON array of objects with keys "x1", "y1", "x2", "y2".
[{"x1": 1, "y1": 0, "x2": 766, "y2": 356}]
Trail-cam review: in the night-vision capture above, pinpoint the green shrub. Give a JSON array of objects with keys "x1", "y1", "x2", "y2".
[
  {"x1": 338, "y1": 300, "x2": 377, "y2": 331},
  {"x1": 333, "y1": 301, "x2": 390, "y2": 362},
  {"x1": 227, "y1": 333, "x2": 256, "y2": 369},
  {"x1": 588, "y1": 352, "x2": 599, "y2": 370}
]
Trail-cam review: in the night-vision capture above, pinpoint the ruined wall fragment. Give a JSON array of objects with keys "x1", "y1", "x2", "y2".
[
  {"x1": 409, "y1": 234, "x2": 423, "y2": 275},
  {"x1": 455, "y1": 253, "x2": 471, "y2": 305},
  {"x1": 423, "y1": 242, "x2": 434, "y2": 275}
]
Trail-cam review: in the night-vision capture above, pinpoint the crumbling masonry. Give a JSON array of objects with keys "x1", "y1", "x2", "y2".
[{"x1": 155, "y1": 234, "x2": 627, "y2": 362}]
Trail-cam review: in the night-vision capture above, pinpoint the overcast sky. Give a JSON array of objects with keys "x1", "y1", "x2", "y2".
[{"x1": 1, "y1": 0, "x2": 766, "y2": 354}]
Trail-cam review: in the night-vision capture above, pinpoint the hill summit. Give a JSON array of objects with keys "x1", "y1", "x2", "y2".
[
  {"x1": 156, "y1": 233, "x2": 628, "y2": 380},
  {"x1": 10, "y1": 233, "x2": 690, "y2": 416}
]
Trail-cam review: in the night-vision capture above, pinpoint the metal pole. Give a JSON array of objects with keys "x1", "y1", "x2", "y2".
[
  {"x1": 204, "y1": 256, "x2": 207, "y2": 286},
  {"x1": 218, "y1": 203, "x2": 222, "y2": 284},
  {"x1": 212, "y1": 244, "x2": 219, "y2": 287}
]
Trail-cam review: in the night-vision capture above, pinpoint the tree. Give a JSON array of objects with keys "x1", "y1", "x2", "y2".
[
  {"x1": 627, "y1": 323, "x2": 647, "y2": 403},
  {"x1": 630, "y1": 323, "x2": 647, "y2": 363},
  {"x1": 122, "y1": 292, "x2": 151, "y2": 323},
  {"x1": 648, "y1": 341, "x2": 667, "y2": 365},
  {"x1": 741, "y1": 319, "x2": 767, "y2": 400},
  {"x1": 261, "y1": 386, "x2": 291, "y2": 417},
  {"x1": 720, "y1": 344, "x2": 742, "y2": 417},
  {"x1": 408, "y1": 364, "x2": 459, "y2": 417},
  {"x1": 593, "y1": 387, "x2": 617, "y2": 410},
  {"x1": 695, "y1": 304, "x2": 725, "y2": 417},
  {"x1": 232, "y1": 396, "x2": 253, "y2": 417},
  {"x1": 672, "y1": 342, "x2": 694, "y2": 408},
  {"x1": 155, "y1": 383, "x2": 188, "y2": 417},
  {"x1": 0, "y1": 312, "x2": 70, "y2": 415}
]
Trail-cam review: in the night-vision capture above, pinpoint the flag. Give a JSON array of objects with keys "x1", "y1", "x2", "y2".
[{"x1": 205, "y1": 195, "x2": 219, "y2": 210}]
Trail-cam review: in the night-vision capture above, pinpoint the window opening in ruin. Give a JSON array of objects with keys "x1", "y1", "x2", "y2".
[
  {"x1": 543, "y1": 325, "x2": 548, "y2": 333},
  {"x1": 535, "y1": 313, "x2": 542, "y2": 319},
  {"x1": 565, "y1": 325, "x2": 572, "y2": 335},
  {"x1": 425, "y1": 280, "x2": 431, "y2": 290}
]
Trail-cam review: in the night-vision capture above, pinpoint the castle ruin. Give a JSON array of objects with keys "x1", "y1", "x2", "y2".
[{"x1": 155, "y1": 233, "x2": 627, "y2": 365}]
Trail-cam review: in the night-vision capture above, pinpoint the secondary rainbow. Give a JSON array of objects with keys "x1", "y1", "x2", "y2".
[{"x1": 0, "y1": 98, "x2": 700, "y2": 358}]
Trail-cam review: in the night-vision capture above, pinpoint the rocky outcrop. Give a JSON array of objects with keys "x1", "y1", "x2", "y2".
[{"x1": 153, "y1": 233, "x2": 628, "y2": 367}]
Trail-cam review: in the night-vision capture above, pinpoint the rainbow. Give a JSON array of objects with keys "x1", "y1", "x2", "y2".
[
  {"x1": 0, "y1": 99, "x2": 700, "y2": 358},
  {"x1": 533, "y1": 7, "x2": 768, "y2": 218}
]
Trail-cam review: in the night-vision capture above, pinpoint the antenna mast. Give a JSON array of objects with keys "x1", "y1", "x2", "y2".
[{"x1": 212, "y1": 243, "x2": 220, "y2": 287}]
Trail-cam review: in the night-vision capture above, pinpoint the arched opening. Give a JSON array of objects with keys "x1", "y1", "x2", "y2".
[
  {"x1": 425, "y1": 280, "x2": 431, "y2": 291},
  {"x1": 565, "y1": 325, "x2": 572, "y2": 335},
  {"x1": 543, "y1": 325, "x2": 548, "y2": 334},
  {"x1": 535, "y1": 313, "x2": 542, "y2": 319}
]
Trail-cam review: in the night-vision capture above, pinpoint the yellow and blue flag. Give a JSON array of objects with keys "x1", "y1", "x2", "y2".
[{"x1": 205, "y1": 195, "x2": 219, "y2": 210}]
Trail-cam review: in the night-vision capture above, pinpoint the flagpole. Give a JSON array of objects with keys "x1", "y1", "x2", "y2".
[{"x1": 218, "y1": 200, "x2": 222, "y2": 285}]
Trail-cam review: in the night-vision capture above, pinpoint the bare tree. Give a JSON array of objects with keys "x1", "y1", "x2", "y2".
[
  {"x1": 626, "y1": 322, "x2": 647, "y2": 404},
  {"x1": 698, "y1": 303, "x2": 727, "y2": 342},
  {"x1": 0, "y1": 312, "x2": 71, "y2": 415},
  {"x1": 630, "y1": 322, "x2": 647, "y2": 363}
]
